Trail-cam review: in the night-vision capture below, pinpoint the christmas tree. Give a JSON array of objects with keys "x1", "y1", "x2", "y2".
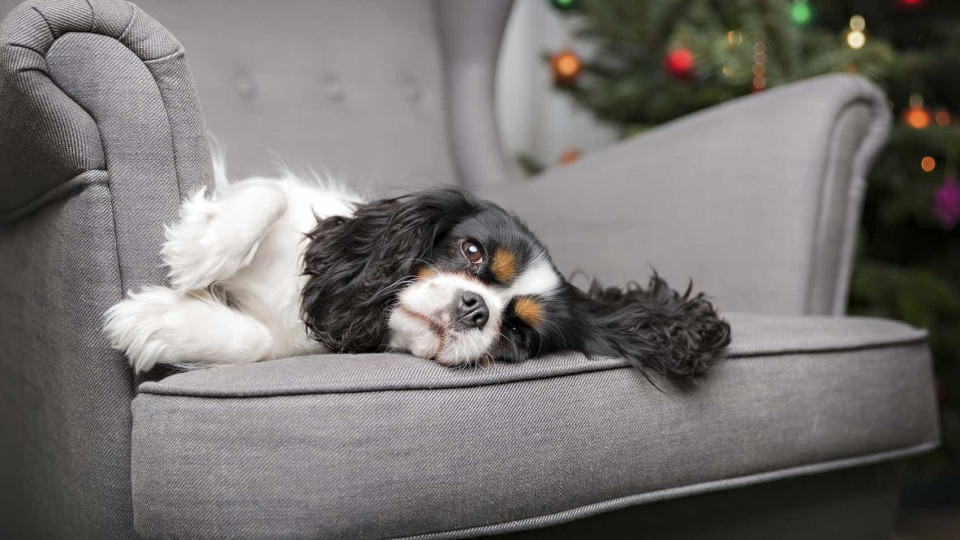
[{"x1": 550, "y1": 0, "x2": 960, "y2": 477}]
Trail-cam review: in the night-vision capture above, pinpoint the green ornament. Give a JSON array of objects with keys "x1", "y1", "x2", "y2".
[
  {"x1": 550, "y1": 0, "x2": 579, "y2": 12},
  {"x1": 790, "y1": 1, "x2": 813, "y2": 26}
]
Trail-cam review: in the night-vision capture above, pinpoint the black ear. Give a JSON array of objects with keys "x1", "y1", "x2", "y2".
[
  {"x1": 575, "y1": 274, "x2": 731, "y2": 380},
  {"x1": 301, "y1": 188, "x2": 476, "y2": 353}
]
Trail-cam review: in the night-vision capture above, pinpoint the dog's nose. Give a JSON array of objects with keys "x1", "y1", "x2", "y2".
[{"x1": 456, "y1": 291, "x2": 488, "y2": 330}]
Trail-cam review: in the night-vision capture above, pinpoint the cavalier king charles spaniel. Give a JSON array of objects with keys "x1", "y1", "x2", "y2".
[{"x1": 104, "y1": 162, "x2": 730, "y2": 378}]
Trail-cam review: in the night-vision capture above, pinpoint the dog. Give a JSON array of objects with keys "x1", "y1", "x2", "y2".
[{"x1": 104, "y1": 160, "x2": 730, "y2": 377}]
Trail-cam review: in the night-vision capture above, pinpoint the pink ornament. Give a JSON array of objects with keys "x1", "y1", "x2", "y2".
[{"x1": 932, "y1": 175, "x2": 960, "y2": 230}]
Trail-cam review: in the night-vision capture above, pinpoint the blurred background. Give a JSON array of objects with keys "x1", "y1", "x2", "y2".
[{"x1": 496, "y1": 0, "x2": 959, "y2": 538}]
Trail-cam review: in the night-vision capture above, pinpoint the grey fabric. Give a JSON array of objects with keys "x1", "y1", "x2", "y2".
[
  {"x1": 127, "y1": 0, "x2": 457, "y2": 193},
  {"x1": 131, "y1": 314, "x2": 938, "y2": 539},
  {"x1": 0, "y1": 2, "x2": 106, "y2": 218},
  {"x1": 436, "y1": 0, "x2": 514, "y2": 190},
  {"x1": 0, "y1": 0, "x2": 213, "y2": 537},
  {"x1": 499, "y1": 463, "x2": 902, "y2": 540},
  {"x1": 0, "y1": 1, "x2": 929, "y2": 539},
  {"x1": 479, "y1": 74, "x2": 891, "y2": 317},
  {"x1": 1, "y1": 0, "x2": 212, "y2": 287},
  {"x1": 0, "y1": 186, "x2": 134, "y2": 539}
]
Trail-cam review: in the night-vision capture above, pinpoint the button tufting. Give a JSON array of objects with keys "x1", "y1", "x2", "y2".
[
  {"x1": 398, "y1": 72, "x2": 422, "y2": 104},
  {"x1": 321, "y1": 72, "x2": 344, "y2": 102},
  {"x1": 234, "y1": 69, "x2": 258, "y2": 101},
  {"x1": 404, "y1": 84, "x2": 421, "y2": 103}
]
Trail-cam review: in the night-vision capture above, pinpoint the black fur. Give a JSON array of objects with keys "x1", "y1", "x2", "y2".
[
  {"x1": 302, "y1": 187, "x2": 731, "y2": 380},
  {"x1": 570, "y1": 276, "x2": 731, "y2": 379},
  {"x1": 301, "y1": 189, "x2": 477, "y2": 353}
]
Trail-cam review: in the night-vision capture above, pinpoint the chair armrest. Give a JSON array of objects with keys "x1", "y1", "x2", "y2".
[
  {"x1": 0, "y1": 0, "x2": 212, "y2": 288},
  {"x1": 479, "y1": 74, "x2": 891, "y2": 316},
  {"x1": 0, "y1": 0, "x2": 210, "y2": 536}
]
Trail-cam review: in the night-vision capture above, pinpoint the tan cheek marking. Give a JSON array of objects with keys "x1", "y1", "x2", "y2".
[
  {"x1": 514, "y1": 297, "x2": 544, "y2": 328},
  {"x1": 416, "y1": 267, "x2": 436, "y2": 279},
  {"x1": 491, "y1": 248, "x2": 517, "y2": 284}
]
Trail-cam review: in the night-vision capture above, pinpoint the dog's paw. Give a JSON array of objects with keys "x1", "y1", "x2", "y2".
[
  {"x1": 161, "y1": 188, "x2": 242, "y2": 291},
  {"x1": 103, "y1": 286, "x2": 181, "y2": 373},
  {"x1": 162, "y1": 185, "x2": 287, "y2": 291}
]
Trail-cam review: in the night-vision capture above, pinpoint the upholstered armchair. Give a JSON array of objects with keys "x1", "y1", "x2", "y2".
[{"x1": 0, "y1": 0, "x2": 938, "y2": 538}]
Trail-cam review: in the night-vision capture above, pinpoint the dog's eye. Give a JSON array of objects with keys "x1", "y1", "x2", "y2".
[{"x1": 460, "y1": 240, "x2": 483, "y2": 264}]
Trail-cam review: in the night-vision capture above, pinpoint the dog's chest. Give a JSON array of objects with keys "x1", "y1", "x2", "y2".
[{"x1": 229, "y1": 181, "x2": 361, "y2": 357}]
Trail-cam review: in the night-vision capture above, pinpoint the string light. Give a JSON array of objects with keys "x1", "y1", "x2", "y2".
[
  {"x1": 906, "y1": 108, "x2": 931, "y2": 129},
  {"x1": 849, "y1": 15, "x2": 866, "y2": 32},
  {"x1": 846, "y1": 15, "x2": 866, "y2": 49},
  {"x1": 935, "y1": 110, "x2": 951, "y2": 126},
  {"x1": 550, "y1": 49, "x2": 581, "y2": 86},
  {"x1": 727, "y1": 31, "x2": 743, "y2": 45},
  {"x1": 847, "y1": 31, "x2": 866, "y2": 49},
  {"x1": 905, "y1": 94, "x2": 931, "y2": 129},
  {"x1": 921, "y1": 156, "x2": 936, "y2": 173},
  {"x1": 752, "y1": 41, "x2": 767, "y2": 91}
]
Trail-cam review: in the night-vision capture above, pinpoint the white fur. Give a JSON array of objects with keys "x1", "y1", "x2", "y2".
[
  {"x1": 387, "y1": 273, "x2": 506, "y2": 365},
  {"x1": 103, "y1": 287, "x2": 274, "y2": 373},
  {"x1": 103, "y1": 161, "x2": 517, "y2": 372},
  {"x1": 504, "y1": 256, "x2": 560, "y2": 300},
  {"x1": 104, "y1": 164, "x2": 358, "y2": 372}
]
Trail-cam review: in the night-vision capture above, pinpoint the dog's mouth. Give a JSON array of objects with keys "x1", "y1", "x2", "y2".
[
  {"x1": 392, "y1": 305, "x2": 497, "y2": 366},
  {"x1": 387, "y1": 273, "x2": 506, "y2": 365},
  {"x1": 396, "y1": 306, "x2": 448, "y2": 338}
]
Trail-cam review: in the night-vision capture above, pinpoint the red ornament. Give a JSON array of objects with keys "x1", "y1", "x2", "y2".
[
  {"x1": 896, "y1": 0, "x2": 925, "y2": 9},
  {"x1": 664, "y1": 48, "x2": 695, "y2": 79}
]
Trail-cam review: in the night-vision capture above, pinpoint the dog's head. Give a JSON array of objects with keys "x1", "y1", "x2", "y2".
[{"x1": 302, "y1": 188, "x2": 730, "y2": 378}]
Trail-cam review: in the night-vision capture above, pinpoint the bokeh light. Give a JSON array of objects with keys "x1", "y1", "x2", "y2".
[
  {"x1": 790, "y1": 2, "x2": 812, "y2": 26},
  {"x1": 905, "y1": 107, "x2": 931, "y2": 129},
  {"x1": 849, "y1": 15, "x2": 866, "y2": 32},
  {"x1": 847, "y1": 30, "x2": 866, "y2": 49}
]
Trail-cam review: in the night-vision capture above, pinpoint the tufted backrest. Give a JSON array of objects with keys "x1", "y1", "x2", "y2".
[{"x1": 99, "y1": 0, "x2": 514, "y2": 195}]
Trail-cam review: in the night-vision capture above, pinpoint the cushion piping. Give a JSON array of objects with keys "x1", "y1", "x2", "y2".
[
  {"x1": 398, "y1": 440, "x2": 938, "y2": 540},
  {"x1": 0, "y1": 169, "x2": 108, "y2": 222},
  {"x1": 137, "y1": 335, "x2": 928, "y2": 399}
]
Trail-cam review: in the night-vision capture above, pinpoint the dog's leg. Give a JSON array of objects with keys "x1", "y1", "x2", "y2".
[
  {"x1": 163, "y1": 181, "x2": 288, "y2": 291},
  {"x1": 103, "y1": 286, "x2": 274, "y2": 373}
]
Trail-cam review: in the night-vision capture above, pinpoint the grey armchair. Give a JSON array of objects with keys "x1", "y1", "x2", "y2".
[{"x1": 0, "y1": 1, "x2": 939, "y2": 539}]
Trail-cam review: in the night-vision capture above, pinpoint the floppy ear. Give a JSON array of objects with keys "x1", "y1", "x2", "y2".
[
  {"x1": 301, "y1": 188, "x2": 476, "y2": 353},
  {"x1": 575, "y1": 274, "x2": 731, "y2": 380}
]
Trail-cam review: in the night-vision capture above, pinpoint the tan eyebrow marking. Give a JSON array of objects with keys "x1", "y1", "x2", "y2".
[
  {"x1": 490, "y1": 248, "x2": 517, "y2": 284},
  {"x1": 513, "y1": 297, "x2": 544, "y2": 328}
]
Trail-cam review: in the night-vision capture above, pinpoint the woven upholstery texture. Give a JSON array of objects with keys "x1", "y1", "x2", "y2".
[
  {"x1": 0, "y1": 1, "x2": 938, "y2": 538},
  {"x1": 1, "y1": 0, "x2": 210, "y2": 537},
  {"x1": 131, "y1": 314, "x2": 937, "y2": 539},
  {"x1": 480, "y1": 75, "x2": 891, "y2": 317}
]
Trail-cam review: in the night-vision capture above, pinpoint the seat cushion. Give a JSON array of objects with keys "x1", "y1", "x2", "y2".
[{"x1": 131, "y1": 313, "x2": 939, "y2": 539}]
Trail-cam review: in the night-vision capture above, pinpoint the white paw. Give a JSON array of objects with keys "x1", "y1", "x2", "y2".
[
  {"x1": 104, "y1": 286, "x2": 275, "y2": 373},
  {"x1": 103, "y1": 286, "x2": 182, "y2": 373},
  {"x1": 161, "y1": 185, "x2": 287, "y2": 291},
  {"x1": 162, "y1": 188, "x2": 239, "y2": 291}
]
